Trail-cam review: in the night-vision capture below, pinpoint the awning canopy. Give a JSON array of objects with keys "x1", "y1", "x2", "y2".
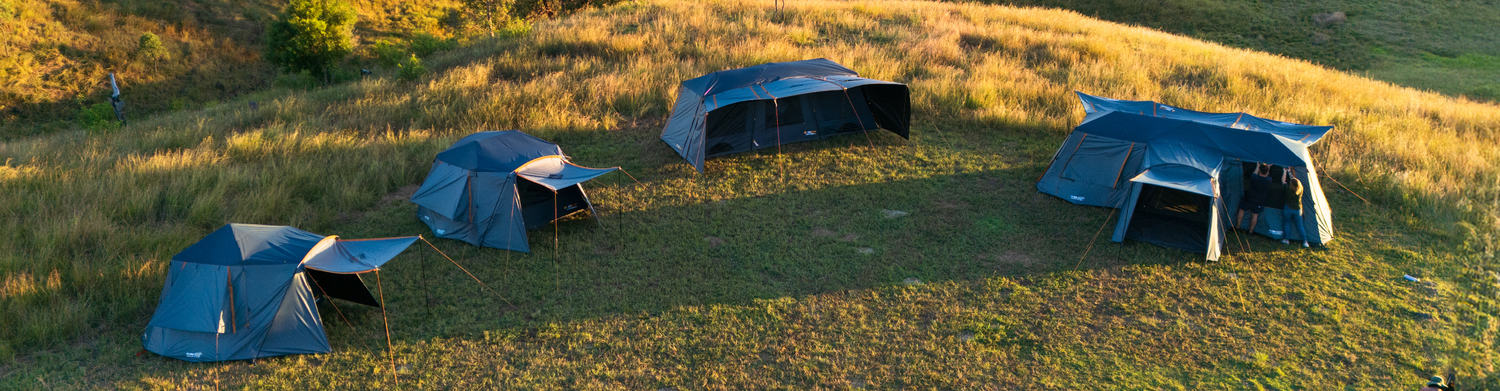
[
  {"x1": 1077, "y1": 92, "x2": 1332, "y2": 144},
  {"x1": 514, "y1": 156, "x2": 619, "y2": 191},
  {"x1": 1127, "y1": 164, "x2": 1218, "y2": 196},
  {"x1": 301, "y1": 236, "x2": 420, "y2": 274}
]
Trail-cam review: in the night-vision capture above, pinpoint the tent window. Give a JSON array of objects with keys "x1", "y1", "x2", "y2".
[
  {"x1": 706, "y1": 102, "x2": 750, "y2": 139},
  {"x1": 1061, "y1": 136, "x2": 1132, "y2": 187},
  {"x1": 765, "y1": 99, "x2": 804, "y2": 127}
]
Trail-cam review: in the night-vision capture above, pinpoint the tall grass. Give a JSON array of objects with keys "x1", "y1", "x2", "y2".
[{"x1": 0, "y1": 0, "x2": 1498, "y2": 383}]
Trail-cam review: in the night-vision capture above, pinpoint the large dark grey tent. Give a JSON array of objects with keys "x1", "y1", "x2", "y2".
[
  {"x1": 411, "y1": 130, "x2": 618, "y2": 252},
  {"x1": 142, "y1": 224, "x2": 418, "y2": 362},
  {"x1": 1037, "y1": 93, "x2": 1335, "y2": 260},
  {"x1": 660, "y1": 58, "x2": 911, "y2": 172}
]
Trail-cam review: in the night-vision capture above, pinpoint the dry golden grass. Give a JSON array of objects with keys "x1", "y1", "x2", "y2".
[{"x1": 1, "y1": 0, "x2": 1498, "y2": 388}]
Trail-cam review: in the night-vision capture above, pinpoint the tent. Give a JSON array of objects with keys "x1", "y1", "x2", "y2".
[
  {"x1": 1036, "y1": 92, "x2": 1335, "y2": 260},
  {"x1": 660, "y1": 58, "x2": 912, "y2": 172},
  {"x1": 410, "y1": 130, "x2": 619, "y2": 252},
  {"x1": 142, "y1": 224, "x2": 419, "y2": 362}
]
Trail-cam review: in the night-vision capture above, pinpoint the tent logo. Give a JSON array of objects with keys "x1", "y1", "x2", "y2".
[
  {"x1": 185, "y1": 352, "x2": 202, "y2": 358},
  {"x1": 565, "y1": 203, "x2": 579, "y2": 210},
  {"x1": 1070, "y1": 195, "x2": 1085, "y2": 201},
  {"x1": 1269, "y1": 230, "x2": 1283, "y2": 235},
  {"x1": 803, "y1": 130, "x2": 817, "y2": 136},
  {"x1": 436, "y1": 229, "x2": 446, "y2": 235}
]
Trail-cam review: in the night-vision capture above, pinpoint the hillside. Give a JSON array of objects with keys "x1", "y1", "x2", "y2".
[
  {"x1": 973, "y1": 0, "x2": 1500, "y2": 102},
  {"x1": 2, "y1": 0, "x2": 1500, "y2": 389}
]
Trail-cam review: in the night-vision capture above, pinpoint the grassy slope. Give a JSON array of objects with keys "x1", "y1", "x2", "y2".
[
  {"x1": 973, "y1": 0, "x2": 1500, "y2": 102},
  {"x1": 0, "y1": 0, "x2": 461, "y2": 138},
  {"x1": 1, "y1": 0, "x2": 1499, "y2": 388}
]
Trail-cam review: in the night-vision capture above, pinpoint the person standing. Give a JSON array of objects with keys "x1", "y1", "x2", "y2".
[
  {"x1": 1281, "y1": 168, "x2": 1309, "y2": 247},
  {"x1": 1234, "y1": 163, "x2": 1272, "y2": 232}
]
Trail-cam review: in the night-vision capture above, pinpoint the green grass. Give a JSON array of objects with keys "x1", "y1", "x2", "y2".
[
  {"x1": 970, "y1": 0, "x2": 1500, "y2": 102},
  {"x1": 2, "y1": 0, "x2": 1500, "y2": 388}
]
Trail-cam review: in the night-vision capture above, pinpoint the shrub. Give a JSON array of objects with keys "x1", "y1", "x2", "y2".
[
  {"x1": 137, "y1": 32, "x2": 168, "y2": 61},
  {"x1": 397, "y1": 54, "x2": 426, "y2": 81},
  {"x1": 77, "y1": 102, "x2": 120, "y2": 131},
  {"x1": 264, "y1": 0, "x2": 358, "y2": 85},
  {"x1": 410, "y1": 32, "x2": 458, "y2": 57},
  {"x1": 461, "y1": 0, "x2": 514, "y2": 34},
  {"x1": 372, "y1": 39, "x2": 407, "y2": 68}
]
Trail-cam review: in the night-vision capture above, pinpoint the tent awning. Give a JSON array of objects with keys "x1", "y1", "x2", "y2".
[
  {"x1": 301, "y1": 236, "x2": 420, "y2": 274},
  {"x1": 514, "y1": 156, "x2": 619, "y2": 191},
  {"x1": 1128, "y1": 165, "x2": 1217, "y2": 196},
  {"x1": 1076, "y1": 92, "x2": 1333, "y2": 144}
]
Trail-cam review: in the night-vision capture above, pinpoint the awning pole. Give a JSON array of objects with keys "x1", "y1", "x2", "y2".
[{"x1": 375, "y1": 270, "x2": 397, "y2": 386}]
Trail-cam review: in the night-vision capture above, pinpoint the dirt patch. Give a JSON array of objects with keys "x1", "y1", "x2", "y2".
[
  {"x1": 811, "y1": 227, "x2": 838, "y2": 238},
  {"x1": 704, "y1": 236, "x2": 726, "y2": 248},
  {"x1": 382, "y1": 184, "x2": 421, "y2": 207},
  {"x1": 994, "y1": 251, "x2": 1039, "y2": 265},
  {"x1": 839, "y1": 233, "x2": 859, "y2": 242},
  {"x1": 934, "y1": 198, "x2": 970, "y2": 209}
]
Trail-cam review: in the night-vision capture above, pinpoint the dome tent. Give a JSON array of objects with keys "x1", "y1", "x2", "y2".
[
  {"x1": 410, "y1": 130, "x2": 619, "y2": 252},
  {"x1": 142, "y1": 224, "x2": 419, "y2": 362},
  {"x1": 1036, "y1": 92, "x2": 1335, "y2": 261},
  {"x1": 660, "y1": 58, "x2": 911, "y2": 172}
]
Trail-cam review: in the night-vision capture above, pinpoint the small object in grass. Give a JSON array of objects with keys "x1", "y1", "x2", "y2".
[
  {"x1": 903, "y1": 277, "x2": 921, "y2": 285},
  {"x1": 882, "y1": 209, "x2": 908, "y2": 219},
  {"x1": 857, "y1": 247, "x2": 875, "y2": 255},
  {"x1": 1225, "y1": 272, "x2": 1238, "y2": 279},
  {"x1": 959, "y1": 332, "x2": 975, "y2": 341},
  {"x1": 1404, "y1": 274, "x2": 1420, "y2": 282}
]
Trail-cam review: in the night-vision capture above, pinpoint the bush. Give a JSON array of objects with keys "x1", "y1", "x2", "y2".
[
  {"x1": 397, "y1": 54, "x2": 426, "y2": 81},
  {"x1": 265, "y1": 0, "x2": 358, "y2": 84},
  {"x1": 372, "y1": 39, "x2": 406, "y2": 68},
  {"x1": 410, "y1": 32, "x2": 458, "y2": 57},
  {"x1": 137, "y1": 32, "x2": 168, "y2": 61},
  {"x1": 77, "y1": 102, "x2": 120, "y2": 131}
]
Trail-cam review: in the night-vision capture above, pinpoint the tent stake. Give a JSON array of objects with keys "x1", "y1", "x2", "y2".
[{"x1": 376, "y1": 270, "x2": 397, "y2": 387}]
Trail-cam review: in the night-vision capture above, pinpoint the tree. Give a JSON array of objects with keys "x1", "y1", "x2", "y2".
[
  {"x1": 265, "y1": 0, "x2": 357, "y2": 85},
  {"x1": 137, "y1": 32, "x2": 168, "y2": 61},
  {"x1": 461, "y1": 0, "x2": 512, "y2": 36}
]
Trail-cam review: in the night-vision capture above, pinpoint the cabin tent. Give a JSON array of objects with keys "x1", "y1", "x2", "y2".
[
  {"x1": 1036, "y1": 92, "x2": 1336, "y2": 260},
  {"x1": 660, "y1": 58, "x2": 912, "y2": 172},
  {"x1": 142, "y1": 224, "x2": 419, "y2": 362},
  {"x1": 410, "y1": 130, "x2": 619, "y2": 252}
]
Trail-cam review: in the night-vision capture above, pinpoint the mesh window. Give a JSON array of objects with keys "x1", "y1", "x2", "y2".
[{"x1": 764, "y1": 99, "x2": 804, "y2": 127}]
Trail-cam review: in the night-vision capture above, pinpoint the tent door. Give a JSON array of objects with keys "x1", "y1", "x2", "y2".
[
  {"x1": 1124, "y1": 183, "x2": 1213, "y2": 252},
  {"x1": 808, "y1": 89, "x2": 876, "y2": 136},
  {"x1": 305, "y1": 269, "x2": 380, "y2": 307},
  {"x1": 516, "y1": 178, "x2": 591, "y2": 229}
]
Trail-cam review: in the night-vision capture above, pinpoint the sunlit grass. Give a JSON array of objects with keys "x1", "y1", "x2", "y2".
[{"x1": 1, "y1": 0, "x2": 1498, "y2": 388}]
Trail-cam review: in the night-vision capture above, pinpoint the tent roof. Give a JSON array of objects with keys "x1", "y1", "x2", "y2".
[
  {"x1": 172, "y1": 224, "x2": 327, "y2": 266},
  {"x1": 679, "y1": 58, "x2": 858, "y2": 97},
  {"x1": 434, "y1": 130, "x2": 565, "y2": 172},
  {"x1": 301, "y1": 236, "x2": 420, "y2": 274},
  {"x1": 1076, "y1": 110, "x2": 1314, "y2": 168},
  {"x1": 514, "y1": 156, "x2": 619, "y2": 191},
  {"x1": 1077, "y1": 92, "x2": 1333, "y2": 144}
]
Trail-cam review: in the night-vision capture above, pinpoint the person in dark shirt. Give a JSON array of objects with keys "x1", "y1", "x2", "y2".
[
  {"x1": 1281, "y1": 168, "x2": 1309, "y2": 247},
  {"x1": 1234, "y1": 163, "x2": 1272, "y2": 232}
]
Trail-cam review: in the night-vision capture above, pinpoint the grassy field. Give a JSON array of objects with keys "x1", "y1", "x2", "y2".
[
  {"x1": 974, "y1": 0, "x2": 1500, "y2": 102},
  {"x1": 2, "y1": 0, "x2": 1500, "y2": 388}
]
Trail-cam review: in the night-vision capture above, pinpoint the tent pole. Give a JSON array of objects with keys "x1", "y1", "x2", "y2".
[
  {"x1": 375, "y1": 270, "x2": 398, "y2": 386},
  {"x1": 774, "y1": 97, "x2": 785, "y2": 184},
  {"x1": 419, "y1": 237, "x2": 432, "y2": 319},
  {"x1": 554, "y1": 190, "x2": 561, "y2": 298}
]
